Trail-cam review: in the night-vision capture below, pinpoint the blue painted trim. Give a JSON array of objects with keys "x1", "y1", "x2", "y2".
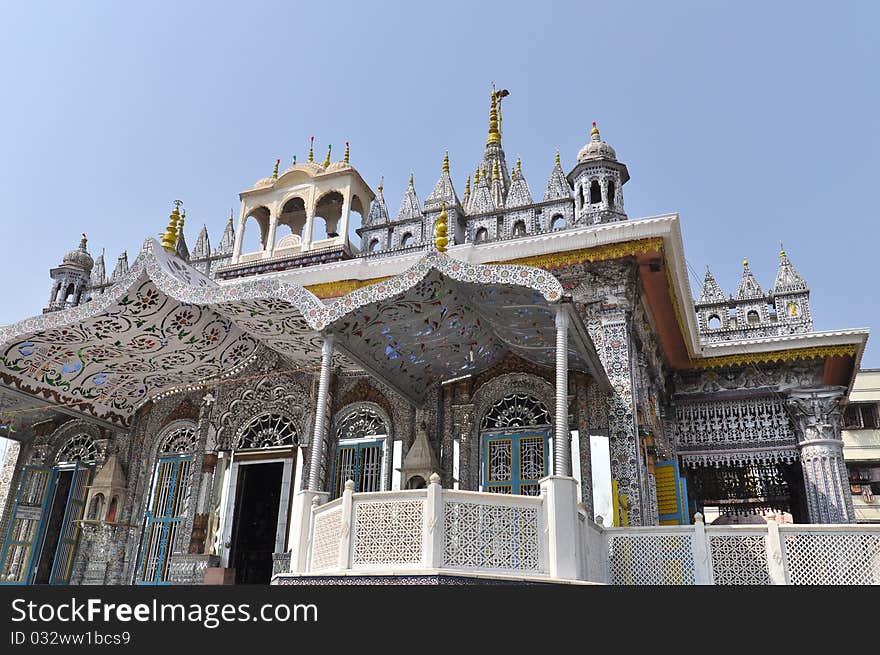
[
  {"x1": 49, "y1": 462, "x2": 93, "y2": 585},
  {"x1": 136, "y1": 455, "x2": 190, "y2": 586},
  {"x1": 481, "y1": 431, "x2": 549, "y2": 495},
  {"x1": 333, "y1": 439, "x2": 384, "y2": 497},
  {"x1": 0, "y1": 466, "x2": 55, "y2": 585}
]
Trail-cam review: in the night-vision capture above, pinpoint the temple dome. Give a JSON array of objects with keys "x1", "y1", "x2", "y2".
[
  {"x1": 577, "y1": 122, "x2": 617, "y2": 162},
  {"x1": 62, "y1": 236, "x2": 93, "y2": 271}
]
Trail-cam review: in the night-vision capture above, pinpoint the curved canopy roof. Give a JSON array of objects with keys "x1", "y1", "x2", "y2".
[{"x1": 0, "y1": 240, "x2": 608, "y2": 426}]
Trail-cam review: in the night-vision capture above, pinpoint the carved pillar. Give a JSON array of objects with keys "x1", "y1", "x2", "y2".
[
  {"x1": 554, "y1": 308, "x2": 570, "y2": 476},
  {"x1": 786, "y1": 387, "x2": 855, "y2": 524},
  {"x1": 440, "y1": 383, "x2": 454, "y2": 488},
  {"x1": 189, "y1": 393, "x2": 216, "y2": 553},
  {"x1": 452, "y1": 379, "x2": 475, "y2": 490},
  {"x1": 308, "y1": 336, "x2": 334, "y2": 491},
  {"x1": 575, "y1": 373, "x2": 593, "y2": 515},
  {"x1": 588, "y1": 308, "x2": 644, "y2": 525}
]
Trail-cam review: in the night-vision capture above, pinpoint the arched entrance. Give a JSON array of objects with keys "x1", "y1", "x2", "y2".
[
  {"x1": 480, "y1": 394, "x2": 551, "y2": 496},
  {"x1": 222, "y1": 413, "x2": 301, "y2": 584}
]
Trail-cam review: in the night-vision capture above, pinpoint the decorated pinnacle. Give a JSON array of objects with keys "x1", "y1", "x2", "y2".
[
  {"x1": 228, "y1": 208, "x2": 234, "y2": 225},
  {"x1": 323, "y1": 144, "x2": 332, "y2": 168},
  {"x1": 464, "y1": 175, "x2": 471, "y2": 195},
  {"x1": 378, "y1": 176, "x2": 384, "y2": 193},
  {"x1": 486, "y1": 89, "x2": 501, "y2": 146},
  {"x1": 409, "y1": 172, "x2": 414, "y2": 187},
  {"x1": 591, "y1": 121, "x2": 600, "y2": 138},
  {"x1": 272, "y1": 159, "x2": 280, "y2": 179},
  {"x1": 474, "y1": 167, "x2": 481, "y2": 183},
  {"x1": 780, "y1": 241, "x2": 786, "y2": 256},
  {"x1": 555, "y1": 150, "x2": 561, "y2": 167},
  {"x1": 743, "y1": 258, "x2": 749, "y2": 267},
  {"x1": 161, "y1": 200, "x2": 183, "y2": 252},
  {"x1": 435, "y1": 201, "x2": 449, "y2": 253},
  {"x1": 308, "y1": 136, "x2": 315, "y2": 162},
  {"x1": 343, "y1": 141, "x2": 350, "y2": 164},
  {"x1": 442, "y1": 150, "x2": 449, "y2": 174},
  {"x1": 516, "y1": 157, "x2": 522, "y2": 175},
  {"x1": 492, "y1": 161, "x2": 500, "y2": 180},
  {"x1": 79, "y1": 232, "x2": 88, "y2": 249}
]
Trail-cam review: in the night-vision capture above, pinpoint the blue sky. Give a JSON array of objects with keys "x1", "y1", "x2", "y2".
[{"x1": 0, "y1": 1, "x2": 877, "y2": 364}]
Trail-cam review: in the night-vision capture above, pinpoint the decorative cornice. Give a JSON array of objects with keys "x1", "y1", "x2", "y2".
[
  {"x1": 500, "y1": 237, "x2": 664, "y2": 270},
  {"x1": 305, "y1": 277, "x2": 392, "y2": 300},
  {"x1": 692, "y1": 344, "x2": 857, "y2": 370}
]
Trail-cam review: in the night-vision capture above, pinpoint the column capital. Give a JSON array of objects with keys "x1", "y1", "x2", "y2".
[{"x1": 785, "y1": 386, "x2": 847, "y2": 444}]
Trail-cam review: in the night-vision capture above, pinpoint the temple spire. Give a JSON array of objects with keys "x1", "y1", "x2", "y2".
[
  {"x1": 736, "y1": 258, "x2": 764, "y2": 299},
  {"x1": 343, "y1": 141, "x2": 350, "y2": 164},
  {"x1": 308, "y1": 136, "x2": 315, "y2": 163},
  {"x1": 161, "y1": 200, "x2": 183, "y2": 252},
  {"x1": 699, "y1": 266, "x2": 726, "y2": 303},
  {"x1": 486, "y1": 87, "x2": 501, "y2": 146}
]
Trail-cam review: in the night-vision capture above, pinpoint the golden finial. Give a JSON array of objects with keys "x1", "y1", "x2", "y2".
[
  {"x1": 779, "y1": 241, "x2": 786, "y2": 257},
  {"x1": 492, "y1": 161, "x2": 500, "y2": 180},
  {"x1": 517, "y1": 157, "x2": 522, "y2": 175},
  {"x1": 743, "y1": 258, "x2": 749, "y2": 268},
  {"x1": 161, "y1": 200, "x2": 183, "y2": 252},
  {"x1": 474, "y1": 167, "x2": 481, "y2": 184},
  {"x1": 510, "y1": 164, "x2": 516, "y2": 180},
  {"x1": 323, "y1": 144, "x2": 332, "y2": 168},
  {"x1": 409, "y1": 172, "x2": 414, "y2": 187},
  {"x1": 292, "y1": 154, "x2": 297, "y2": 166},
  {"x1": 272, "y1": 158, "x2": 280, "y2": 179},
  {"x1": 343, "y1": 141, "x2": 350, "y2": 164},
  {"x1": 442, "y1": 151, "x2": 449, "y2": 174},
  {"x1": 555, "y1": 150, "x2": 561, "y2": 167},
  {"x1": 465, "y1": 175, "x2": 471, "y2": 195},
  {"x1": 377, "y1": 176, "x2": 384, "y2": 194},
  {"x1": 486, "y1": 88, "x2": 501, "y2": 146},
  {"x1": 435, "y1": 201, "x2": 449, "y2": 253},
  {"x1": 308, "y1": 136, "x2": 314, "y2": 163},
  {"x1": 591, "y1": 121, "x2": 600, "y2": 138},
  {"x1": 79, "y1": 232, "x2": 88, "y2": 249}
]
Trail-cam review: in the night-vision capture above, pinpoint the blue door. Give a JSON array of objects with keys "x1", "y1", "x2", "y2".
[
  {"x1": 482, "y1": 432, "x2": 549, "y2": 496},
  {"x1": 0, "y1": 466, "x2": 53, "y2": 584},
  {"x1": 333, "y1": 439, "x2": 384, "y2": 497},
  {"x1": 136, "y1": 455, "x2": 193, "y2": 585},
  {"x1": 48, "y1": 463, "x2": 92, "y2": 585}
]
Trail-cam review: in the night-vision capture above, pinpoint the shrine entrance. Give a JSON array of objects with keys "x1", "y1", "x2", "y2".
[
  {"x1": 229, "y1": 462, "x2": 284, "y2": 584},
  {"x1": 685, "y1": 461, "x2": 808, "y2": 523}
]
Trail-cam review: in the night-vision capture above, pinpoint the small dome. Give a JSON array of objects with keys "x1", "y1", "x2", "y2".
[
  {"x1": 63, "y1": 236, "x2": 94, "y2": 271},
  {"x1": 577, "y1": 122, "x2": 617, "y2": 163}
]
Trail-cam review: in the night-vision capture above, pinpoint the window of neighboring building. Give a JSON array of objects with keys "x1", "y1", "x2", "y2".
[{"x1": 844, "y1": 403, "x2": 880, "y2": 429}]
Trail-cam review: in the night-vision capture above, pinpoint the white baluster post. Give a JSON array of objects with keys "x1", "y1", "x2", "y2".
[
  {"x1": 692, "y1": 512, "x2": 713, "y2": 585},
  {"x1": 423, "y1": 473, "x2": 444, "y2": 570}
]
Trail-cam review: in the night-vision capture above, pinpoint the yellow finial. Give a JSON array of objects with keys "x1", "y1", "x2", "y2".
[
  {"x1": 474, "y1": 167, "x2": 481, "y2": 183},
  {"x1": 343, "y1": 141, "x2": 350, "y2": 164},
  {"x1": 161, "y1": 200, "x2": 183, "y2": 252},
  {"x1": 465, "y1": 175, "x2": 471, "y2": 195},
  {"x1": 409, "y1": 172, "x2": 414, "y2": 186},
  {"x1": 779, "y1": 241, "x2": 786, "y2": 257},
  {"x1": 492, "y1": 161, "x2": 500, "y2": 180},
  {"x1": 486, "y1": 88, "x2": 501, "y2": 146},
  {"x1": 378, "y1": 176, "x2": 384, "y2": 194},
  {"x1": 228, "y1": 209, "x2": 234, "y2": 225},
  {"x1": 308, "y1": 136, "x2": 314, "y2": 162},
  {"x1": 591, "y1": 121, "x2": 600, "y2": 138},
  {"x1": 435, "y1": 201, "x2": 449, "y2": 253},
  {"x1": 442, "y1": 151, "x2": 449, "y2": 174},
  {"x1": 517, "y1": 157, "x2": 522, "y2": 175},
  {"x1": 323, "y1": 144, "x2": 332, "y2": 168},
  {"x1": 272, "y1": 158, "x2": 280, "y2": 179},
  {"x1": 743, "y1": 258, "x2": 749, "y2": 268},
  {"x1": 510, "y1": 164, "x2": 516, "y2": 180},
  {"x1": 555, "y1": 150, "x2": 561, "y2": 167}
]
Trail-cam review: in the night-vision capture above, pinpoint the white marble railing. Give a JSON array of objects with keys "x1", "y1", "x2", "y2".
[
  {"x1": 302, "y1": 476, "x2": 549, "y2": 578},
  {"x1": 598, "y1": 517, "x2": 880, "y2": 585}
]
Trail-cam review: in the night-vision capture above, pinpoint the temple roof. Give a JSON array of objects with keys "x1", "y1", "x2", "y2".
[{"x1": 0, "y1": 239, "x2": 608, "y2": 425}]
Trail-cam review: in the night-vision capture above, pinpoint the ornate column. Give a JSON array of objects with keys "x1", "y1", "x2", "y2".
[
  {"x1": 289, "y1": 336, "x2": 334, "y2": 573},
  {"x1": 575, "y1": 373, "x2": 593, "y2": 515},
  {"x1": 189, "y1": 392, "x2": 216, "y2": 554},
  {"x1": 231, "y1": 210, "x2": 246, "y2": 261},
  {"x1": 265, "y1": 209, "x2": 278, "y2": 256},
  {"x1": 554, "y1": 307, "x2": 570, "y2": 476},
  {"x1": 786, "y1": 387, "x2": 855, "y2": 524},
  {"x1": 308, "y1": 335, "x2": 334, "y2": 492}
]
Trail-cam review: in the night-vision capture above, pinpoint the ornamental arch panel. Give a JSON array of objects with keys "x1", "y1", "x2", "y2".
[{"x1": 331, "y1": 403, "x2": 391, "y2": 498}]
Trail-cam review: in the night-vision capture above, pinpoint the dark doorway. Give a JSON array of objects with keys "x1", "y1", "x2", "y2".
[
  {"x1": 230, "y1": 462, "x2": 283, "y2": 584},
  {"x1": 33, "y1": 469, "x2": 73, "y2": 584}
]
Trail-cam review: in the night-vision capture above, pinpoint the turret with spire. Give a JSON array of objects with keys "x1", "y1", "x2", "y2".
[
  {"x1": 566, "y1": 121, "x2": 629, "y2": 225},
  {"x1": 44, "y1": 233, "x2": 94, "y2": 313}
]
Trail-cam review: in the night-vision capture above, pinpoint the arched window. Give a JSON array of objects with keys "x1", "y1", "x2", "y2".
[
  {"x1": 235, "y1": 413, "x2": 299, "y2": 451},
  {"x1": 590, "y1": 180, "x2": 602, "y2": 204},
  {"x1": 578, "y1": 184, "x2": 585, "y2": 209},
  {"x1": 333, "y1": 406, "x2": 388, "y2": 498},
  {"x1": 474, "y1": 227, "x2": 489, "y2": 243},
  {"x1": 369, "y1": 238, "x2": 381, "y2": 252},
  {"x1": 136, "y1": 423, "x2": 197, "y2": 585},
  {"x1": 481, "y1": 394, "x2": 551, "y2": 496},
  {"x1": 56, "y1": 434, "x2": 99, "y2": 464},
  {"x1": 106, "y1": 496, "x2": 118, "y2": 523},
  {"x1": 512, "y1": 220, "x2": 526, "y2": 237},
  {"x1": 707, "y1": 315, "x2": 722, "y2": 330},
  {"x1": 747, "y1": 310, "x2": 760, "y2": 325},
  {"x1": 400, "y1": 232, "x2": 414, "y2": 247},
  {"x1": 242, "y1": 206, "x2": 270, "y2": 253},
  {"x1": 551, "y1": 215, "x2": 566, "y2": 230},
  {"x1": 87, "y1": 493, "x2": 105, "y2": 521},
  {"x1": 314, "y1": 191, "x2": 344, "y2": 239},
  {"x1": 607, "y1": 180, "x2": 616, "y2": 208}
]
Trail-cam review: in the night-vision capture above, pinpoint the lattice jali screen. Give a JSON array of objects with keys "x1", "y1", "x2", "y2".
[
  {"x1": 707, "y1": 533, "x2": 771, "y2": 585},
  {"x1": 782, "y1": 531, "x2": 880, "y2": 585},
  {"x1": 351, "y1": 500, "x2": 424, "y2": 567},
  {"x1": 310, "y1": 506, "x2": 343, "y2": 572},
  {"x1": 607, "y1": 533, "x2": 695, "y2": 585},
  {"x1": 443, "y1": 501, "x2": 542, "y2": 572}
]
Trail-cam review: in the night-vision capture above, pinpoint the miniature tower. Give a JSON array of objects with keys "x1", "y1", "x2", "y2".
[
  {"x1": 566, "y1": 122, "x2": 629, "y2": 225},
  {"x1": 45, "y1": 234, "x2": 94, "y2": 313},
  {"x1": 771, "y1": 245, "x2": 812, "y2": 333}
]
